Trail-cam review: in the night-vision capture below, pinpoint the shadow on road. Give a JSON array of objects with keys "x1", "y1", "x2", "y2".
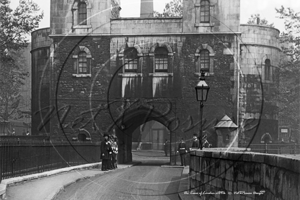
[{"x1": 132, "y1": 150, "x2": 170, "y2": 166}]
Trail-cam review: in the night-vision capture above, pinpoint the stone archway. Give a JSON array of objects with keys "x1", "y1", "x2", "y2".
[{"x1": 114, "y1": 106, "x2": 172, "y2": 164}]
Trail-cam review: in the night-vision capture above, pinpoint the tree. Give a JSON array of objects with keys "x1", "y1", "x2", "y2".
[
  {"x1": 247, "y1": 14, "x2": 275, "y2": 27},
  {"x1": 0, "y1": 0, "x2": 43, "y2": 134},
  {"x1": 275, "y1": 6, "x2": 300, "y2": 139},
  {"x1": 153, "y1": 0, "x2": 182, "y2": 17}
]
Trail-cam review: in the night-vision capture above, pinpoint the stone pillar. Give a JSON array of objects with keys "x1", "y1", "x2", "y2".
[
  {"x1": 116, "y1": 129, "x2": 125, "y2": 164},
  {"x1": 140, "y1": 0, "x2": 153, "y2": 18},
  {"x1": 116, "y1": 128, "x2": 133, "y2": 164}
]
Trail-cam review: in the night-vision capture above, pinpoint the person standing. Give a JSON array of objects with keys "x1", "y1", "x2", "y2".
[
  {"x1": 163, "y1": 139, "x2": 170, "y2": 156},
  {"x1": 12, "y1": 128, "x2": 15, "y2": 136},
  {"x1": 177, "y1": 138, "x2": 188, "y2": 166},
  {"x1": 190, "y1": 134, "x2": 199, "y2": 151},
  {"x1": 107, "y1": 136, "x2": 114, "y2": 170},
  {"x1": 111, "y1": 136, "x2": 118, "y2": 169},
  {"x1": 100, "y1": 134, "x2": 112, "y2": 171}
]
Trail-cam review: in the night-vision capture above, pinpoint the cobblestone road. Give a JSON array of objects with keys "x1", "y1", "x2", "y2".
[{"x1": 54, "y1": 150, "x2": 183, "y2": 200}]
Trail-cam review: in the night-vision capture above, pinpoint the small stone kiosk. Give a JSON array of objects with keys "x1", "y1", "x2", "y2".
[{"x1": 215, "y1": 115, "x2": 238, "y2": 147}]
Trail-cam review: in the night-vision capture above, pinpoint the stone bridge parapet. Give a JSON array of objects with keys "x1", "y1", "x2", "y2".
[{"x1": 189, "y1": 150, "x2": 300, "y2": 200}]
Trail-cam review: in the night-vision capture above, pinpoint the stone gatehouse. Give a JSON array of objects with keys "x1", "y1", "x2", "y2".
[{"x1": 31, "y1": 0, "x2": 281, "y2": 163}]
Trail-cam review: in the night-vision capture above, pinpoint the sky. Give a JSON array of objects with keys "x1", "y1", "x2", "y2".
[{"x1": 9, "y1": 0, "x2": 300, "y2": 33}]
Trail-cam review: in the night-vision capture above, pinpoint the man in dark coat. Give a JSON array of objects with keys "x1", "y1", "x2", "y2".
[
  {"x1": 177, "y1": 138, "x2": 188, "y2": 166},
  {"x1": 190, "y1": 134, "x2": 200, "y2": 151},
  {"x1": 101, "y1": 134, "x2": 112, "y2": 171}
]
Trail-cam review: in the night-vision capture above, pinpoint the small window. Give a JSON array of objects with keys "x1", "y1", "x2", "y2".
[
  {"x1": 200, "y1": 0, "x2": 210, "y2": 23},
  {"x1": 78, "y1": 51, "x2": 88, "y2": 73},
  {"x1": 199, "y1": 50, "x2": 210, "y2": 72},
  {"x1": 78, "y1": 2, "x2": 87, "y2": 25},
  {"x1": 155, "y1": 47, "x2": 168, "y2": 72},
  {"x1": 124, "y1": 48, "x2": 138, "y2": 72},
  {"x1": 73, "y1": 46, "x2": 92, "y2": 77},
  {"x1": 195, "y1": 44, "x2": 215, "y2": 75},
  {"x1": 265, "y1": 59, "x2": 271, "y2": 81}
]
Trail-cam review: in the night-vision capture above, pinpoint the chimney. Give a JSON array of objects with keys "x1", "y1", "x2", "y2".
[
  {"x1": 257, "y1": 17, "x2": 260, "y2": 25},
  {"x1": 140, "y1": 0, "x2": 153, "y2": 18}
]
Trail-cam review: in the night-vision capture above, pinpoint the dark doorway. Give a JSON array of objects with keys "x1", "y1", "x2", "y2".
[
  {"x1": 131, "y1": 120, "x2": 170, "y2": 165},
  {"x1": 114, "y1": 107, "x2": 173, "y2": 165}
]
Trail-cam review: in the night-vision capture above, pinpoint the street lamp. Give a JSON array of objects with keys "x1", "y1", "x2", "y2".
[{"x1": 195, "y1": 71, "x2": 210, "y2": 150}]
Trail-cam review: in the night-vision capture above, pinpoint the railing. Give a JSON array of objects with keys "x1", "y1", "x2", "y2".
[
  {"x1": 0, "y1": 139, "x2": 100, "y2": 181},
  {"x1": 239, "y1": 143, "x2": 300, "y2": 154}
]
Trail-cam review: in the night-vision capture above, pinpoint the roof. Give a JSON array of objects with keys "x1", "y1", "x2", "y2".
[{"x1": 215, "y1": 115, "x2": 238, "y2": 129}]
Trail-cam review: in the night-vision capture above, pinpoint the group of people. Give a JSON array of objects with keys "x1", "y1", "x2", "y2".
[
  {"x1": 100, "y1": 133, "x2": 118, "y2": 171},
  {"x1": 177, "y1": 134, "x2": 211, "y2": 166},
  {"x1": 100, "y1": 133, "x2": 211, "y2": 168},
  {"x1": 6, "y1": 129, "x2": 30, "y2": 136}
]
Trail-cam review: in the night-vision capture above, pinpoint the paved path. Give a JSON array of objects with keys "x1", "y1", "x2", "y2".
[
  {"x1": 5, "y1": 165, "x2": 132, "y2": 200},
  {"x1": 53, "y1": 150, "x2": 180, "y2": 200},
  {"x1": 4, "y1": 151, "x2": 299, "y2": 200},
  {"x1": 4, "y1": 150, "x2": 185, "y2": 200},
  {"x1": 54, "y1": 165, "x2": 183, "y2": 200}
]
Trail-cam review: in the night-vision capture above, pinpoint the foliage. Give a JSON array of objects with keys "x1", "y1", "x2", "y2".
[
  {"x1": 275, "y1": 6, "x2": 300, "y2": 135},
  {"x1": 247, "y1": 14, "x2": 275, "y2": 27},
  {"x1": 153, "y1": 0, "x2": 182, "y2": 17},
  {"x1": 0, "y1": 0, "x2": 43, "y2": 126}
]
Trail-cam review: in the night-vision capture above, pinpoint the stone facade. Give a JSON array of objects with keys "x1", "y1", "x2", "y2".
[
  {"x1": 239, "y1": 25, "x2": 281, "y2": 146},
  {"x1": 31, "y1": 0, "x2": 281, "y2": 163},
  {"x1": 190, "y1": 150, "x2": 300, "y2": 199}
]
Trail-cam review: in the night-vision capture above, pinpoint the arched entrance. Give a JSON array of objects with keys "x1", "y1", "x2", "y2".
[
  {"x1": 130, "y1": 120, "x2": 171, "y2": 165},
  {"x1": 114, "y1": 106, "x2": 173, "y2": 164}
]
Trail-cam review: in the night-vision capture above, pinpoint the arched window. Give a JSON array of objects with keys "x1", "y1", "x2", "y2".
[
  {"x1": 195, "y1": 44, "x2": 215, "y2": 75},
  {"x1": 265, "y1": 59, "x2": 271, "y2": 81},
  {"x1": 78, "y1": 2, "x2": 87, "y2": 25},
  {"x1": 72, "y1": 46, "x2": 92, "y2": 77},
  {"x1": 154, "y1": 47, "x2": 168, "y2": 72},
  {"x1": 78, "y1": 51, "x2": 88, "y2": 73},
  {"x1": 200, "y1": 0, "x2": 210, "y2": 23},
  {"x1": 199, "y1": 50, "x2": 210, "y2": 72},
  {"x1": 124, "y1": 48, "x2": 138, "y2": 72}
]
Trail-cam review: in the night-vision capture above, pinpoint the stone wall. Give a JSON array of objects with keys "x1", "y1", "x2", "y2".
[
  {"x1": 240, "y1": 24, "x2": 281, "y2": 76},
  {"x1": 50, "y1": 0, "x2": 112, "y2": 35},
  {"x1": 111, "y1": 18, "x2": 182, "y2": 34},
  {"x1": 238, "y1": 24, "x2": 281, "y2": 146},
  {"x1": 31, "y1": 28, "x2": 52, "y2": 50},
  {"x1": 33, "y1": 0, "x2": 280, "y2": 164},
  {"x1": 182, "y1": 0, "x2": 240, "y2": 33},
  {"x1": 189, "y1": 150, "x2": 300, "y2": 200},
  {"x1": 47, "y1": 34, "x2": 238, "y2": 142}
]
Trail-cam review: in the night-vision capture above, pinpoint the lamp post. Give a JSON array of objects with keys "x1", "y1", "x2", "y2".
[{"x1": 195, "y1": 72, "x2": 210, "y2": 150}]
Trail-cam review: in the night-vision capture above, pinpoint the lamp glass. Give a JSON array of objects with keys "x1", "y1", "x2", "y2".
[{"x1": 195, "y1": 81, "x2": 210, "y2": 101}]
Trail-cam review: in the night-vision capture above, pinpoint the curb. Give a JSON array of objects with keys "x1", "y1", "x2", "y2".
[
  {"x1": 0, "y1": 162, "x2": 101, "y2": 200},
  {"x1": 0, "y1": 184, "x2": 5, "y2": 200}
]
